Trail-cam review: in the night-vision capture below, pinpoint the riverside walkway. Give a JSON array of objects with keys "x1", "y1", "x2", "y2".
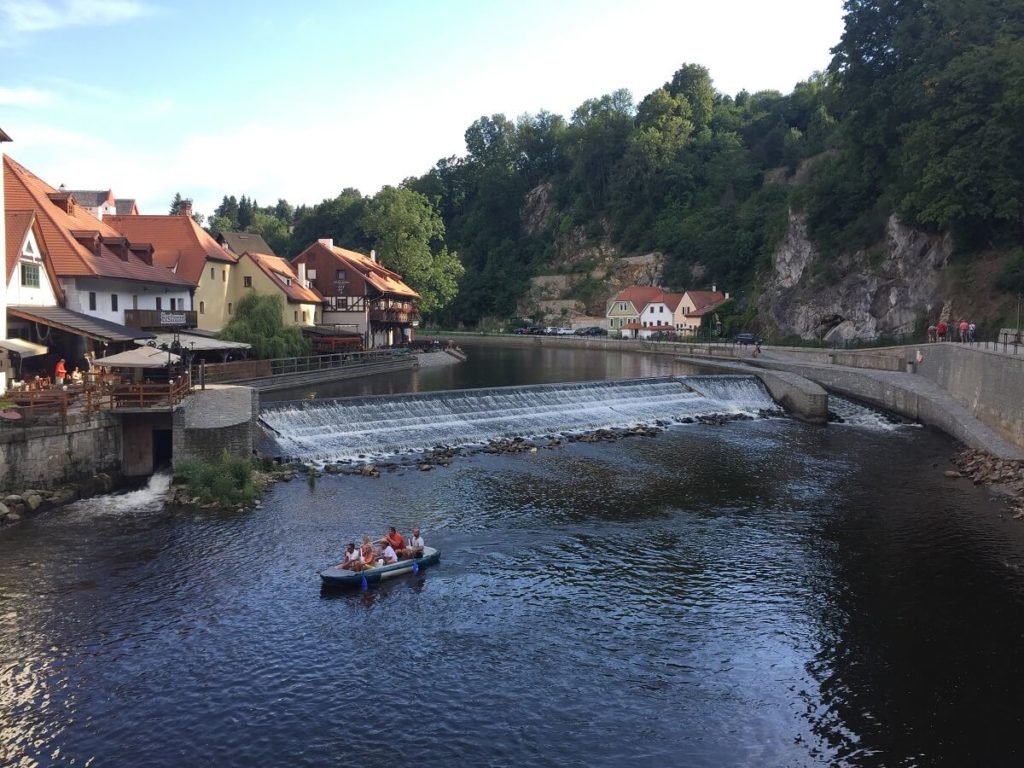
[{"x1": 712, "y1": 345, "x2": 1024, "y2": 461}]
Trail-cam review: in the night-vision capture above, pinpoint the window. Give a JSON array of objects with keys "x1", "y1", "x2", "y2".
[
  {"x1": 111, "y1": 294, "x2": 119, "y2": 312},
  {"x1": 294, "y1": 310, "x2": 299, "y2": 322},
  {"x1": 307, "y1": 269, "x2": 316, "y2": 279},
  {"x1": 20, "y1": 263, "x2": 40, "y2": 288},
  {"x1": 210, "y1": 267, "x2": 215, "y2": 280},
  {"x1": 89, "y1": 292, "x2": 97, "y2": 311},
  {"x1": 228, "y1": 302, "x2": 233, "y2": 315},
  {"x1": 659, "y1": 306, "x2": 664, "y2": 313},
  {"x1": 132, "y1": 295, "x2": 139, "y2": 309},
  {"x1": 222, "y1": 269, "x2": 226, "y2": 282},
  {"x1": 302, "y1": 311, "x2": 308, "y2": 323},
  {"x1": 243, "y1": 276, "x2": 252, "y2": 288},
  {"x1": 172, "y1": 298, "x2": 179, "y2": 310},
  {"x1": 156, "y1": 297, "x2": 162, "y2": 310},
  {"x1": 199, "y1": 301, "x2": 205, "y2": 314}
]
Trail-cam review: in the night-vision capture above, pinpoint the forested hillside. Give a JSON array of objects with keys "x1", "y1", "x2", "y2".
[{"x1": 203, "y1": 0, "x2": 1024, "y2": 333}]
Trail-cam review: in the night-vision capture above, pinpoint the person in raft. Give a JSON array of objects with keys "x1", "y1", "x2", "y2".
[
  {"x1": 380, "y1": 540, "x2": 399, "y2": 565},
  {"x1": 337, "y1": 542, "x2": 362, "y2": 571},
  {"x1": 360, "y1": 535, "x2": 375, "y2": 567},
  {"x1": 54, "y1": 358, "x2": 67, "y2": 385},
  {"x1": 384, "y1": 526, "x2": 405, "y2": 552},
  {"x1": 400, "y1": 527, "x2": 425, "y2": 559}
]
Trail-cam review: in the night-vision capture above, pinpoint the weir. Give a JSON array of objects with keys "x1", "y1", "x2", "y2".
[{"x1": 258, "y1": 375, "x2": 780, "y2": 462}]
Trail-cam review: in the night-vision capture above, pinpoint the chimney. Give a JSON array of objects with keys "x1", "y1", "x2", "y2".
[
  {"x1": 370, "y1": 249, "x2": 376, "y2": 263},
  {"x1": 318, "y1": 238, "x2": 334, "y2": 249},
  {"x1": 178, "y1": 199, "x2": 193, "y2": 217},
  {"x1": 297, "y1": 262, "x2": 307, "y2": 288}
]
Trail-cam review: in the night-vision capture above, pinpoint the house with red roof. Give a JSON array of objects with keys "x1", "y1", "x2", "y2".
[
  {"x1": 675, "y1": 288, "x2": 731, "y2": 335},
  {"x1": 234, "y1": 251, "x2": 321, "y2": 328},
  {"x1": 292, "y1": 238, "x2": 419, "y2": 348},
  {"x1": 108, "y1": 202, "x2": 238, "y2": 332},
  {"x1": 606, "y1": 285, "x2": 665, "y2": 334},
  {"x1": 3, "y1": 155, "x2": 191, "y2": 367}
]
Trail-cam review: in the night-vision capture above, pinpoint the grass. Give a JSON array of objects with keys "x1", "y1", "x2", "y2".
[{"x1": 174, "y1": 450, "x2": 258, "y2": 507}]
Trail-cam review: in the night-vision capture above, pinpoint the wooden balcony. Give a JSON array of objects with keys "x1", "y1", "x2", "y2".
[
  {"x1": 123, "y1": 309, "x2": 198, "y2": 329},
  {"x1": 369, "y1": 302, "x2": 419, "y2": 324}
]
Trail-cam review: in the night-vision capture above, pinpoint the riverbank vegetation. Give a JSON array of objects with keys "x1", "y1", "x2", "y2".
[
  {"x1": 198, "y1": 0, "x2": 1024, "y2": 328},
  {"x1": 173, "y1": 452, "x2": 259, "y2": 508}
]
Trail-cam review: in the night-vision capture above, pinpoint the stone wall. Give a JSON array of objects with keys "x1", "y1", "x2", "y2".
[
  {"x1": 0, "y1": 411, "x2": 121, "y2": 490},
  {"x1": 173, "y1": 385, "x2": 258, "y2": 466}
]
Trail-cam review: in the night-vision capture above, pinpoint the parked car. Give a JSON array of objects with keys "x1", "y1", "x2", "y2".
[
  {"x1": 574, "y1": 326, "x2": 607, "y2": 336},
  {"x1": 543, "y1": 326, "x2": 559, "y2": 335},
  {"x1": 556, "y1": 327, "x2": 576, "y2": 335},
  {"x1": 734, "y1": 333, "x2": 761, "y2": 345}
]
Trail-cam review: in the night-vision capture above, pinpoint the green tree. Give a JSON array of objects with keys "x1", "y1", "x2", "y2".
[
  {"x1": 218, "y1": 293, "x2": 310, "y2": 358},
  {"x1": 247, "y1": 211, "x2": 291, "y2": 255},
  {"x1": 288, "y1": 188, "x2": 371, "y2": 256},
  {"x1": 360, "y1": 187, "x2": 464, "y2": 314}
]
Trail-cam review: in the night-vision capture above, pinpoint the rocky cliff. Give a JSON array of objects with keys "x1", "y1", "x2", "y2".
[{"x1": 758, "y1": 211, "x2": 953, "y2": 341}]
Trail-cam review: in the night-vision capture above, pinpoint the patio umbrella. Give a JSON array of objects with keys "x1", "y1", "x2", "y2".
[{"x1": 93, "y1": 347, "x2": 181, "y2": 368}]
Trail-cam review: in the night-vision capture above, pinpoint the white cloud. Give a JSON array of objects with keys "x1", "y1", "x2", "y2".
[
  {"x1": 0, "y1": 0, "x2": 149, "y2": 41},
  {"x1": 0, "y1": 86, "x2": 55, "y2": 106}
]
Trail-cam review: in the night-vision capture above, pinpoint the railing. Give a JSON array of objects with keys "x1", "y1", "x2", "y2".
[
  {"x1": 87, "y1": 377, "x2": 192, "y2": 410},
  {"x1": 4, "y1": 389, "x2": 70, "y2": 417},
  {"x1": 268, "y1": 349, "x2": 409, "y2": 376}
]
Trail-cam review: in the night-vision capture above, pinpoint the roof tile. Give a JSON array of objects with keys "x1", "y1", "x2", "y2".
[{"x1": 106, "y1": 213, "x2": 237, "y2": 285}]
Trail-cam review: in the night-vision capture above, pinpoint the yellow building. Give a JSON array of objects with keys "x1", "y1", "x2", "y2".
[
  {"x1": 108, "y1": 202, "x2": 237, "y2": 332},
  {"x1": 232, "y1": 251, "x2": 321, "y2": 327}
]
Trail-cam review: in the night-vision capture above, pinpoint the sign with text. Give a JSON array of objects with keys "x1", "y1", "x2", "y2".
[{"x1": 160, "y1": 312, "x2": 187, "y2": 326}]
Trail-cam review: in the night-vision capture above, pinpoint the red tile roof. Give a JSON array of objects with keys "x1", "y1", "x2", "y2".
[
  {"x1": 683, "y1": 291, "x2": 729, "y2": 317},
  {"x1": 296, "y1": 241, "x2": 419, "y2": 300},
  {"x1": 5, "y1": 210, "x2": 34, "y2": 281},
  {"x1": 106, "y1": 213, "x2": 236, "y2": 285},
  {"x1": 3, "y1": 155, "x2": 191, "y2": 287},
  {"x1": 611, "y1": 285, "x2": 664, "y2": 311},
  {"x1": 246, "y1": 252, "x2": 323, "y2": 304}
]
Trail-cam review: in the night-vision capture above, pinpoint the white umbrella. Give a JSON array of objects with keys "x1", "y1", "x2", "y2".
[{"x1": 93, "y1": 347, "x2": 181, "y2": 368}]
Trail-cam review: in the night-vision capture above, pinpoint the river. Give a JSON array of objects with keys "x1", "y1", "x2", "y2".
[{"x1": 3, "y1": 343, "x2": 1024, "y2": 767}]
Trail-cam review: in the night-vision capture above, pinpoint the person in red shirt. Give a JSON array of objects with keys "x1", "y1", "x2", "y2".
[
  {"x1": 936, "y1": 321, "x2": 948, "y2": 341},
  {"x1": 54, "y1": 358, "x2": 67, "y2": 385},
  {"x1": 385, "y1": 526, "x2": 405, "y2": 552}
]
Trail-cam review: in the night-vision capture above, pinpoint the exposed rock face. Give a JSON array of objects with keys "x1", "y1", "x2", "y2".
[{"x1": 759, "y1": 211, "x2": 952, "y2": 341}]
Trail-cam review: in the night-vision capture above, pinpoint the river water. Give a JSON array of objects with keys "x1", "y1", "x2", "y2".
[{"x1": 3, "y1": 344, "x2": 1024, "y2": 767}]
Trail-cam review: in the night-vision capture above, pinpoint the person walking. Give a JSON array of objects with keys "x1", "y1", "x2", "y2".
[
  {"x1": 54, "y1": 358, "x2": 66, "y2": 386},
  {"x1": 927, "y1": 324, "x2": 937, "y2": 343},
  {"x1": 958, "y1": 319, "x2": 969, "y2": 343},
  {"x1": 936, "y1": 321, "x2": 948, "y2": 342},
  {"x1": 968, "y1": 322, "x2": 976, "y2": 343}
]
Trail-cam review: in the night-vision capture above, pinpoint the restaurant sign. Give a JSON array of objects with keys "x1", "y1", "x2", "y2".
[{"x1": 160, "y1": 312, "x2": 187, "y2": 326}]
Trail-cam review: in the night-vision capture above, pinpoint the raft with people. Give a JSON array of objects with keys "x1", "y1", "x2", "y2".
[{"x1": 320, "y1": 546, "x2": 441, "y2": 587}]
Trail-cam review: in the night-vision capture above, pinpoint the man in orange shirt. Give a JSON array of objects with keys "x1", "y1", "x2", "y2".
[
  {"x1": 385, "y1": 526, "x2": 405, "y2": 552},
  {"x1": 54, "y1": 358, "x2": 67, "y2": 385}
]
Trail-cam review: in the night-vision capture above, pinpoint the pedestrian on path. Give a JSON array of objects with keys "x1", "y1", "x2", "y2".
[
  {"x1": 968, "y1": 322, "x2": 976, "y2": 342},
  {"x1": 927, "y1": 324, "x2": 937, "y2": 343},
  {"x1": 959, "y1": 319, "x2": 969, "y2": 343}
]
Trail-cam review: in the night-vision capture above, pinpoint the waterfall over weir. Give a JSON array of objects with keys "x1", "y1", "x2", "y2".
[{"x1": 258, "y1": 375, "x2": 779, "y2": 463}]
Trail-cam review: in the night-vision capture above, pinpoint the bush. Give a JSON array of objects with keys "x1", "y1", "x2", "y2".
[{"x1": 175, "y1": 451, "x2": 258, "y2": 506}]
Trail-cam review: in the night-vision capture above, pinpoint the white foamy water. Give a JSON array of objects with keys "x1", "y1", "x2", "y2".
[
  {"x1": 62, "y1": 471, "x2": 172, "y2": 519},
  {"x1": 829, "y1": 395, "x2": 916, "y2": 431},
  {"x1": 259, "y1": 375, "x2": 781, "y2": 463}
]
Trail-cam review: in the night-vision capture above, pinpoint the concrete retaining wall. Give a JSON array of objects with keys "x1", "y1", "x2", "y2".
[
  {"x1": 0, "y1": 411, "x2": 121, "y2": 490},
  {"x1": 914, "y1": 344, "x2": 1024, "y2": 448}
]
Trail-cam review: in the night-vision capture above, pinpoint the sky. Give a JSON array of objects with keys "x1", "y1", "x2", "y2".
[{"x1": 0, "y1": 0, "x2": 846, "y2": 218}]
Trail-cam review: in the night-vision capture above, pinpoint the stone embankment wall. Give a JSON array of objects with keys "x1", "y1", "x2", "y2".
[
  {"x1": 0, "y1": 411, "x2": 121, "y2": 491},
  {"x1": 173, "y1": 385, "x2": 258, "y2": 466},
  {"x1": 914, "y1": 344, "x2": 1024, "y2": 448}
]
